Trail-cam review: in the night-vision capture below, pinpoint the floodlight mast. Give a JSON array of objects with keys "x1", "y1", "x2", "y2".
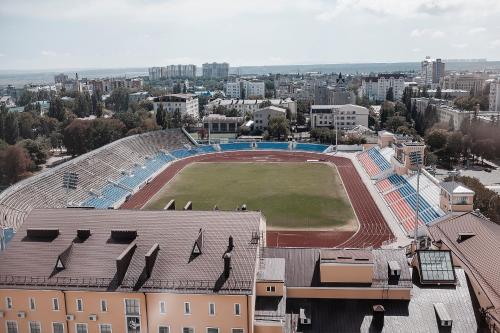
[
  {"x1": 62, "y1": 172, "x2": 79, "y2": 207},
  {"x1": 410, "y1": 151, "x2": 423, "y2": 248}
]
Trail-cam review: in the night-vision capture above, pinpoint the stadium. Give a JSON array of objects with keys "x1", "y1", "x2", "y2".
[{"x1": 0, "y1": 128, "x2": 398, "y2": 248}]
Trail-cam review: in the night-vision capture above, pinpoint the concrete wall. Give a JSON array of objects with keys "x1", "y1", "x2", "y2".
[
  {"x1": 320, "y1": 263, "x2": 374, "y2": 283},
  {"x1": 256, "y1": 282, "x2": 284, "y2": 297},
  {"x1": 287, "y1": 287, "x2": 411, "y2": 300},
  {"x1": 146, "y1": 293, "x2": 250, "y2": 333}
]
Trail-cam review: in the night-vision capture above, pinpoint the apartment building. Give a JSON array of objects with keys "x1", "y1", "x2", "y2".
[
  {"x1": 152, "y1": 94, "x2": 199, "y2": 119},
  {"x1": 253, "y1": 106, "x2": 286, "y2": 131},
  {"x1": 440, "y1": 73, "x2": 487, "y2": 96},
  {"x1": 0, "y1": 209, "x2": 263, "y2": 333},
  {"x1": 421, "y1": 56, "x2": 445, "y2": 86},
  {"x1": 205, "y1": 98, "x2": 297, "y2": 116},
  {"x1": 490, "y1": 80, "x2": 500, "y2": 112},
  {"x1": 149, "y1": 67, "x2": 163, "y2": 81},
  {"x1": 360, "y1": 74, "x2": 405, "y2": 102},
  {"x1": 310, "y1": 104, "x2": 369, "y2": 129},
  {"x1": 225, "y1": 80, "x2": 265, "y2": 99},
  {"x1": 202, "y1": 63, "x2": 229, "y2": 79}
]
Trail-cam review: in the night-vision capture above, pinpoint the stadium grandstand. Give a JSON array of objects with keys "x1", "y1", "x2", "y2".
[
  {"x1": 0, "y1": 129, "x2": 333, "y2": 232},
  {"x1": 356, "y1": 132, "x2": 456, "y2": 235}
]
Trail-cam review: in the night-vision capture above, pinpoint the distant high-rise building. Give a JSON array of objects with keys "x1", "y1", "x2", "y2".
[
  {"x1": 489, "y1": 80, "x2": 500, "y2": 112},
  {"x1": 202, "y1": 62, "x2": 229, "y2": 79},
  {"x1": 360, "y1": 74, "x2": 405, "y2": 102},
  {"x1": 225, "y1": 79, "x2": 265, "y2": 99},
  {"x1": 421, "y1": 56, "x2": 445, "y2": 86},
  {"x1": 148, "y1": 65, "x2": 196, "y2": 80}
]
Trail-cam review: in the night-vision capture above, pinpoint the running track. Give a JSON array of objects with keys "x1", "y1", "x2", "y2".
[{"x1": 120, "y1": 151, "x2": 394, "y2": 248}]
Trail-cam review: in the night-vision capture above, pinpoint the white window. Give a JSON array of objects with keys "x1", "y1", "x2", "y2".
[
  {"x1": 76, "y1": 323, "x2": 88, "y2": 333},
  {"x1": 207, "y1": 328, "x2": 219, "y2": 333},
  {"x1": 29, "y1": 322, "x2": 41, "y2": 333},
  {"x1": 184, "y1": 302, "x2": 191, "y2": 315},
  {"x1": 182, "y1": 328, "x2": 194, "y2": 333},
  {"x1": 159, "y1": 301, "x2": 166, "y2": 314},
  {"x1": 266, "y1": 286, "x2": 276, "y2": 292},
  {"x1": 100, "y1": 299, "x2": 108, "y2": 312},
  {"x1": 6, "y1": 321, "x2": 18, "y2": 333},
  {"x1": 208, "y1": 303, "x2": 216, "y2": 316},
  {"x1": 125, "y1": 299, "x2": 140, "y2": 315},
  {"x1": 158, "y1": 326, "x2": 169, "y2": 333},
  {"x1": 5, "y1": 297, "x2": 13, "y2": 309},
  {"x1": 232, "y1": 330, "x2": 244, "y2": 333},
  {"x1": 234, "y1": 303, "x2": 241, "y2": 316},
  {"x1": 52, "y1": 298, "x2": 60, "y2": 311},
  {"x1": 52, "y1": 323, "x2": 64, "y2": 333},
  {"x1": 99, "y1": 324, "x2": 112, "y2": 333},
  {"x1": 29, "y1": 297, "x2": 36, "y2": 311},
  {"x1": 76, "y1": 299, "x2": 83, "y2": 312}
]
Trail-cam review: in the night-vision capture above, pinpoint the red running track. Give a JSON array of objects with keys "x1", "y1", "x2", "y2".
[{"x1": 120, "y1": 151, "x2": 394, "y2": 248}]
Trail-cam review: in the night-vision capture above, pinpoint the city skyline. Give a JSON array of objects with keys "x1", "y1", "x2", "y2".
[{"x1": 1, "y1": 0, "x2": 500, "y2": 70}]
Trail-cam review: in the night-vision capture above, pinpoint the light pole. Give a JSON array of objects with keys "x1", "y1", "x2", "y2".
[
  {"x1": 447, "y1": 169, "x2": 460, "y2": 214},
  {"x1": 409, "y1": 151, "x2": 423, "y2": 247}
]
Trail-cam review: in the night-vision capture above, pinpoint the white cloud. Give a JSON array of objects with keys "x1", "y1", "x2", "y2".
[
  {"x1": 41, "y1": 50, "x2": 71, "y2": 57},
  {"x1": 314, "y1": 0, "x2": 500, "y2": 20},
  {"x1": 451, "y1": 43, "x2": 469, "y2": 49},
  {"x1": 468, "y1": 27, "x2": 487, "y2": 34},
  {"x1": 411, "y1": 29, "x2": 446, "y2": 39},
  {"x1": 490, "y1": 40, "x2": 500, "y2": 48}
]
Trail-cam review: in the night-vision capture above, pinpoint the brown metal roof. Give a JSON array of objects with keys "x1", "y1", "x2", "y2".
[
  {"x1": 0, "y1": 208, "x2": 263, "y2": 294},
  {"x1": 320, "y1": 249, "x2": 374, "y2": 264},
  {"x1": 263, "y1": 248, "x2": 411, "y2": 289},
  {"x1": 428, "y1": 212, "x2": 500, "y2": 321}
]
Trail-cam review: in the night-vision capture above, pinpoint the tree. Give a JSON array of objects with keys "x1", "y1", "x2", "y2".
[
  {"x1": 109, "y1": 87, "x2": 130, "y2": 113},
  {"x1": 17, "y1": 112, "x2": 36, "y2": 139},
  {"x1": 385, "y1": 116, "x2": 407, "y2": 133},
  {"x1": 267, "y1": 116, "x2": 290, "y2": 140},
  {"x1": 181, "y1": 114, "x2": 197, "y2": 130},
  {"x1": 172, "y1": 109, "x2": 182, "y2": 128},
  {"x1": 73, "y1": 92, "x2": 91, "y2": 118},
  {"x1": 385, "y1": 87, "x2": 394, "y2": 102},
  {"x1": 4, "y1": 112, "x2": 19, "y2": 144},
  {"x1": 425, "y1": 129, "x2": 448, "y2": 152},
  {"x1": 380, "y1": 101, "x2": 395, "y2": 127},
  {"x1": 63, "y1": 120, "x2": 92, "y2": 155},
  {"x1": 48, "y1": 97, "x2": 66, "y2": 121},
  {"x1": 116, "y1": 112, "x2": 141, "y2": 131},
  {"x1": 0, "y1": 145, "x2": 31, "y2": 184},
  {"x1": 435, "y1": 86, "x2": 442, "y2": 99},
  {"x1": 18, "y1": 138, "x2": 49, "y2": 168},
  {"x1": 156, "y1": 104, "x2": 166, "y2": 129},
  {"x1": 259, "y1": 100, "x2": 272, "y2": 108},
  {"x1": 296, "y1": 111, "x2": 306, "y2": 126}
]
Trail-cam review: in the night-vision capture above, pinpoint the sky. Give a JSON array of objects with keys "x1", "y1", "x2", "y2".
[{"x1": 1, "y1": 0, "x2": 500, "y2": 70}]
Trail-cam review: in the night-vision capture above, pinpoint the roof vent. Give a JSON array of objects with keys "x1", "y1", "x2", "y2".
[
  {"x1": 54, "y1": 244, "x2": 73, "y2": 272},
  {"x1": 372, "y1": 305, "x2": 385, "y2": 330},
  {"x1": 434, "y1": 303, "x2": 452, "y2": 327},
  {"x1": 77, "y1": 229, "x2": 91, "y2": 241},
  {"x1": 457, "y1": 232, "x2": 475, "y2": 243},
  {"x1": 388, "y1": 261, "x2": 401, "y2": 277},
  {"x1": 145, "y1": 243, "x2": 160, "y2": 278},
  {"x1": 26, "y1": 228, "x2": 59, "y2": 241},
  {"x1": 191, "y1": 229, "x2": 204, "y2": 256},
  {"x1": 110, "y1": 229, "x2": 137, "y2": 243},
  {"x1": 116, "y1": 242, "x2": 137, "y2": 285}
]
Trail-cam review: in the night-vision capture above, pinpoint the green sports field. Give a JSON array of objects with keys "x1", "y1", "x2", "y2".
[{"x1": 146, "y1": 162, "x2": 357, "y2": 230}]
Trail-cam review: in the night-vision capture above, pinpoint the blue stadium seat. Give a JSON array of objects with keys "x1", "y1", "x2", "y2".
[
  {"x1": 257, "y1": 142, "x2": 289, "y2": 150},
  {"x1": 220, "y1": 143, "x2": 252, "y2": 151},
  {"x1": 294, "y1": 143, "x2": 329, "y2": 153}
]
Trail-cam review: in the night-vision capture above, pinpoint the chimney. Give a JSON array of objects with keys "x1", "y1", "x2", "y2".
[
  {"x1": 372, "y1": 305, "x2": 385, "y2": 330},
  {"x1": 223, "y1": 252, "x2": 232, "y2": 278}
]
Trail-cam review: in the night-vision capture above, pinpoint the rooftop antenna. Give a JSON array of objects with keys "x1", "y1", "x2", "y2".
[{"x1": 62, "y1": 172, "x2": 79, "y2": 207}]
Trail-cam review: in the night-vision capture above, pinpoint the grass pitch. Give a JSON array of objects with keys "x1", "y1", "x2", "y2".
[{"x1": 146, "y1": 162, "x2": 356, "y2": 230}]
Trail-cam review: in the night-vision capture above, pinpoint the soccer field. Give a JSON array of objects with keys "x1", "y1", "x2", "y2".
[{"x1": 146, "y1": 162, "x2": 357, "y2": 230}]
